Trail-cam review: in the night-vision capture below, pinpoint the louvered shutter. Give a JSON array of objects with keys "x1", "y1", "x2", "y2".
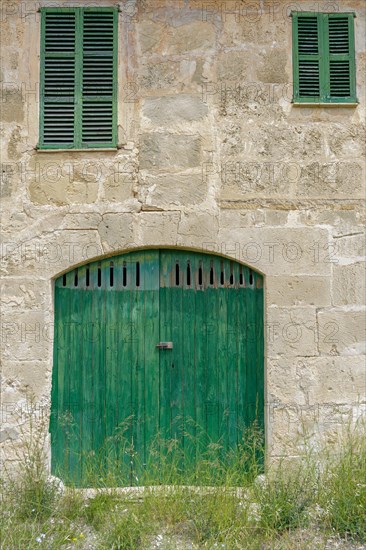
[
  {"x1": 81, "y1": 9, "x2": 117, "y2": 147},
  {"x1": 327, "y1": 14, "x2": 356, "y2": 100},
  {"x1": 293, "y1": 14, "x2": 321, "y2": 99},
  {"x1": 40, "y1": 10, "x2": 76, "y2": 147},
  {"x1": 292, "y1": 12, "x2": 356, "y2": 104},
  {"x1": 39, "y1": 8, "x2": 117, "y2": 149}
]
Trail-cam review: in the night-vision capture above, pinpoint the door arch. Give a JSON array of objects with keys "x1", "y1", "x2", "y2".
[{"x1": 50, "y1": 249, "x2": 264, "y2": 486}]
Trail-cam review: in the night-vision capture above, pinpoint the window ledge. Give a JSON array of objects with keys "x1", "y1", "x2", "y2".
[
  {"x1": 36, "y1": 148, "x2": 119, "y2": 153},
  {"x1": 292, "y1": 102, "x2": 358, "y2": 108}
]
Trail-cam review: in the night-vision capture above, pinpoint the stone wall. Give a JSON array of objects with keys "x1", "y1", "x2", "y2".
[{"x1": 1, "y1": 0, "x2": 365, "y2": 466}]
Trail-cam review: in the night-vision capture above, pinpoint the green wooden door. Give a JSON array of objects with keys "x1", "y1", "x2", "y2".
[{"x1": 51, "y1": 249, "x2": 264, "y2": 486}]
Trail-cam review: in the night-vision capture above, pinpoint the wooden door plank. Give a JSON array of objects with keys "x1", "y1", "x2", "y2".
[
  {"x1": 193, "y1": 254, "x2": 206, "y2": 463},
  {"x1": 117, "y1": 269, "x2": 133, "y2": 483},
  {"x1": 246, "y1": 274, "x2": 257, "y2": 425},
  {"x1": 237, "y1": 269, "x2": 248, "y2": 435},
  {"x1": 169, "y1": 252, "x2": 184, "y2": 467},
  {"x1": 130, "y1": 252, "x2": 145, "y2": 484},
  {"x1": 159, "y1": 252, "x2": 173, "y2": 459},
  {"x1": 255, "y1": 275, "x2": 265, "y2": 430},
  {"x1": 227, "y1": 261, "x2": 240, "y2": 451},
  {"x1": 68, "y1": 288, "x2": 83, "y2": 485},
  {"x1": 81, "y1": 285, "x2": 95, "y2": 486},
  {"x1": 88, "y1": 262, "x2": 106, "y2": 482},
  {"x1": 105, "y1": 285, "x2": 119, "y2": 482},
  {"x1": 181, "y1": 253, "x2": 196, "y2": 473},
  {"x1": 205, "y1": 256, "x2": 220, "y2": 451},
  {"x1": 51, "y1": 286, "x2": 69, "y2": 480},
  {"x1": 142, "y1": 250, "x2": 160, "y2": 481}
]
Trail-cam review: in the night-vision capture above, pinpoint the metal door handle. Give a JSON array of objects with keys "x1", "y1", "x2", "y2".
[{"x1": 156, "y1": 342, "x2": 173, "y2": 349}]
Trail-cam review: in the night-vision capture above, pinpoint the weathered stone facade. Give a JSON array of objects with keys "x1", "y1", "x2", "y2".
[{"x1": 1, "y1": 0, "x2": 365, "y2": 467}]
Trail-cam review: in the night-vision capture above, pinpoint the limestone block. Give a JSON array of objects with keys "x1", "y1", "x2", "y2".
[
  {"x1": 327, "y1": 124, "x2": 366, "y2": 158},
  {"x1": 137, "y1": 212, "x2": 181, "y2": 246},
  {"x1": 311, "y1": 356, "x2": 366, "y2": 405},
  {"x1": 60, "y1": 213, "x2": 102, "y2": 231},
  {"x1": 269, "y1": 404, "x2": 321, "y2": 456},
  {"x1": 268, "y1": 356, "x2": 366, "y2": 406},
  {"x1": 7, "y1": 125, "x2": 25, "y2": 161},
  {"x1": 256, "y1": 49, "x2": 288, "y2": 84},
  {"x1": 266, "y1": 307, "x2": 318, "y2": 357},
  {"x1": 216, "y1": 123, "x2": 325, "y2": 165},
  {"x1": 218, "y1": 210, "x2": 244, "y2": 230},
  {"x1": 248, "y1": 125, "x2": 324, "y2": 161},
  {"x1": 178, "y1": 211, "x2": 219, "y2": 241},
  {"x1": 227, "y1": 210, "x2": 288, "y2": 231},
  {"x1": 142, "y1": 94, "x2": 208, "y2": 126},
  {"x1": 139, "y1": 133, "x2": 201, "y2": 171},
  {"x1": 333, "y1": 233, "x2": 366, "y2": 262},
  {"x1": 1, "y1": 361, "x2": 51, "y2": 402},
  {"x1": 219, "y1": 13, "x2": 289, "y2": 49},
  {"x1": 317, "y1": 404, "x2": 360, "y2": 431},
  {"x1": 138, "y1": 173, "x2": 207, "y2": 208},
  {"x1": 137, "y1": 60, "x2": 185, "y2": 93},
  {"x1": 267, "y1": 276, "x2": 331, "y2": 307},
  {"x1": 27, "y1": 156, "x2": 102, "y2": 206},
  {"x1": 104, "y1": 173, "x2": 135, "y2": 202},
  {"x1": 0, "y1": 279, "x2": 49, "y2": 311},
  {"x1": 217, "y1": 227, "x2": 332, "y2": 276},
  {"x1": 317, "y1": 310, "x2": 366, "y2": 355},
  {"x1": 137, "y1": 20, "x2": 215, "y2": 55},
  {"x1": 98, "y1": 213, "x2": 135, "y2": 254},
  {"x1": 333, "y1": 262, "x2": 366, "y2": 306},
  {"x1": 1, "y1": 230, "x2": 104, "y2": 278},
  {"x1": 298, "y1": 210, "x2": 365, "y2": 233},
  {"x1": 0, "y1": 428, "x2": 19, "y2": 444},
  {"x1": 137, "y1": 20, "x2": 166, "y2": 54},
  {"x1": 164, "y1": 21, "x2": 216, "y2": 54},
  {"x1": 1, "y1": 87, "x2": 24, "y2": 123},
  {"x1": 268, "y1": 357, "x2": 316, "y2": 406},
  {"x1": 270, "y1": 401, "x2": 365, "y2": 457},
  {"x1": 0, "y1": 166, "x2": 13, "y2": 198},
  {"x1": 297, "y1": 161, "x2": 364, "y2": 199},
  {"x1": 1, "y1": 311, "x2": 52, "y2": 362},
  {"x1": 49, "y1": 230, "x2": 104, "y2": 274},
  {"x1": 216, "y1": 51, "x2": 250, "y2": 82},
  {"x1": 263, "y1": 211, "x2": 290, "y2": 227}
]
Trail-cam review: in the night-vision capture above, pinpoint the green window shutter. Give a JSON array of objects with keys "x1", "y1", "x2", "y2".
[
  {"x1": 293, "y1": 13, "x2": 321, "y2": 101},
  {"x1": 40, "y1": 9, "x2": 77, "y2": 148},
  {"x1": 327, "y1": 14, "x2": 356, "y2": 101},
  {"x1": 39, "y1": 7, "x2": 117, "y2": 149},
  {"x1": 81, "y1": 9, "x2": 118, "y2": 147},
  {"x1": 292, "y1": 12, "x2": 357, "y2": 104}
]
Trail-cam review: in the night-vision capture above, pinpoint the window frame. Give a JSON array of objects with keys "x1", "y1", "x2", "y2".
[
  {"x1": 39, "y1": 7, "x2": 118, "y2": 150},
  {"x1": 292, "y1": 11, "x2": 357, "y2": 105}
]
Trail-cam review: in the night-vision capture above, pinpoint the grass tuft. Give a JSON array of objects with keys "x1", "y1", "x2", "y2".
[{"x1": 1, "y1": 411, "x2": 365, "y2": 549}]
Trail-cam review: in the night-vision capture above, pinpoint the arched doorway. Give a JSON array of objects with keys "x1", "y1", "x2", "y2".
[{"x1": 50, "y1": 249, "x2": 264, "y2": 486}]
